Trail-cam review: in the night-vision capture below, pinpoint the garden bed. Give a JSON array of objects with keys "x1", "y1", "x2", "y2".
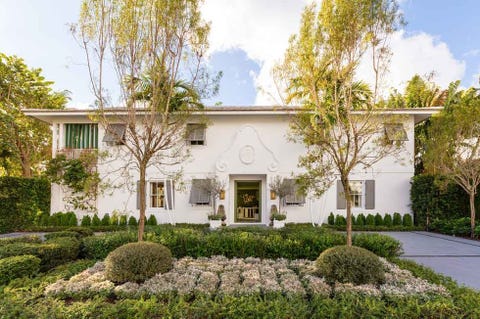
[{"x1": 45, "y1": 256, "x2": 448, "y2": 300}]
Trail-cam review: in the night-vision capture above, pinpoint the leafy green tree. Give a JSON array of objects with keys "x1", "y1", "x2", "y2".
[
  {"x1": 268, "y1": 176, "x2": 295, "y2": 217},
  {"x1": 0, "y1": 54, "x2": 68, "y2": 177},
  {"x1": 275, "y1": 0, "x2": 404, "y2": 245},
  {"x1": 75, "y1": 0, "x2": 218, "y2": 241},
  {"x1": 425, "y1": 82, "x2": 480, "y2": 237}
]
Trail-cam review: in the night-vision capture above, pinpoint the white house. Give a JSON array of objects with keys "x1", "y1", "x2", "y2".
[{"x1": 25, "y1": 106, "x2": 439, "y2": 225}]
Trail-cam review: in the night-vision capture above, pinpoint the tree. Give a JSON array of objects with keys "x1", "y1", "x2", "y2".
[
  {"x1": 425, "y1": 82, "x2": 480, "y2": 238},
  {"x1": 268, "y1": 176, "x2": 294, "y2": 217},
  {"x1": 75, "y1": 0, "x2": 217, "y2": 241},
  {"x1": 0, "y1": 53, "x2": 68, "y2": 177},
  {"x1": 275, "y1": 0, "x2": 404, "y2": 245},
  {"x1": 198, "y1": 176, "x2": 226, "y2": 217}
]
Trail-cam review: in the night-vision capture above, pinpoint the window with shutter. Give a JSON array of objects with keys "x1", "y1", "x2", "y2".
[
  {"x1": 102, "y1": 124, "x2": 126, "y2": 145},
  {"x1": 189, "y1": 179, "x2": 211, "y2": 205},
  {"x1": 150, "y1": 181, "x2": 165, "y2": 208},
  {"x1": 186, "y1": 124, "x2": 206, "y2": 145},
  {"x1": 284, "y1": 179, "x2": 306, "y2": 206}
]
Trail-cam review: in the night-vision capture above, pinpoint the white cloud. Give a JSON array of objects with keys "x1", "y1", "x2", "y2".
[{"x1": 202, "y1": 1, "x2": 465, "y2": 105}]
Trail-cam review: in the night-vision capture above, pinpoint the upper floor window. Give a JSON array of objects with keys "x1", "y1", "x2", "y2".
[
  {"x1": 65, "y1": 124, "x2": 98, "y2": 149},
  {"x1": 102, "y1": 124, "x2": 126, "y2": 146},
  {"x1": 186, "y1": 124, "x2": 206, "y2": 145},
  {"x1": 384, "y1": 123, "x2": 408, "y2": 142}
]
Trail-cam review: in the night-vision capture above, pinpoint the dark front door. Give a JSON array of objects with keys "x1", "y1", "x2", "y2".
[{"x1": 235, "y1": 180, "x2": 261, "y2": 223}]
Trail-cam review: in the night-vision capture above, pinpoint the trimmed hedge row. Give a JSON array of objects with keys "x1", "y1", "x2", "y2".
[
  {"x1": 81, "y1": 227, "x2": 402, "y2": 260},
  {"x1": 0, "y1": 237, "x2": 80, "y2": 271},
  {"x1": 0, "y1": 255, "x2": 41, "y2": 285},
  {"x1": 0, "y1": 177, "x2": 50, "y2": 233},
  {"x1": 327, "y1": 212, "x2": 415, "y2": 230}
]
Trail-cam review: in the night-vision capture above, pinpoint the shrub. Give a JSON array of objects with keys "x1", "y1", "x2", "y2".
[
  {"x1": 65, "y1": 226, "x2": 94, "y2": 237},
  {"x1": 403, "y1": 214, "x2": 413, "y2": 227},
  {"x1": 431, "y1": 217, "x2": 471, "y2": 236},
  {"x1": 48, "y1": 212, "x2": 64, "y2": 227},
  {"x1": 383, "y1": 214, "x2": 393, "y2": 227},
  {"x1": 327, "y1": 212, "x2": 335, "y2": 225},
  {"x1": 81, "y1": 231, "x2": 137, "y2": 260},
  {"x1": 81, "y1": 215, "x2": 92, "y2": 227},
  {"x1": 0, "y1": 235, "x2": 41, "y2": 246},
  {"x1": 101, "y1": 214, "x2": 111, "y2": 226},
  {"x1": 0, "y1": 177, "x2": 50, "y2": 233},
  {"x1": 352, "y1": 233, "x2": 402, "y2": 258},
  {"x1": 365, "y1": 214, "x2": 375, "y2": 226},
  {"x1": 105, "y1": 242, "x2": 173, "y2": 283},
  {"x1": 356, "y1": 213, "x2": 365, "y2": 226},
  {"x1": 44, "y1": 231, "x2": 79, "y2": 240},
  {"x1": 316, "y1": 245, "x2": 385, "y2": 285},
  {"x1": 351, "y1": 215, "x2": 356, "y2": 225},
  {"x1": 147, "y1": 215, "x2": 158, "y2": 226},
  {"x1": 110, "y1": 214, "x2": 119, "y2": 226},
  {"x1": 128, "y1": 216, "x2": 138, "y2": 226},
  {"x1": 393, "y1": 212, "x2": 402, "y2": 226},
  {"x1": 92, "y1": 215, "x2": 101, "y2": 227},
  {"x1": 374, "y1": 213, "x2": 383, "y2": 226},
  {"x1": 0, "y1": 255, "x2": 41, "y2": 285},
  {"x1": 64, "y1": 212, "x2": 78, "y2": 226},
  {"x1": 119, "y1": 215, "x2": 128, "y2": 226},
  {"x1": 334, "y1": 215, "x2": 346, "y2": 226}
]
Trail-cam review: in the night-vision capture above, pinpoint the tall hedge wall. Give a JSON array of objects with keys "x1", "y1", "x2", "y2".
[
  {"x1": 0, "y1": 177, "x2": 50, "y2": 233},
  {"x1": 411, "y1": 174, "x2": 479, "y2": 226}
]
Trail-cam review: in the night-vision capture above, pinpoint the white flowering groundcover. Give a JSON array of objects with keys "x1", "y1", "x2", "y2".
[{"x1": 45, "y1": 256, "x2": 448, "y2": 300}]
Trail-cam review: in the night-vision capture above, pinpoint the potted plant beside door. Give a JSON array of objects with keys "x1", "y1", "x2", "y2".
[{"x1": 208, "y1": 213, "x2": 223, "y2": 229}]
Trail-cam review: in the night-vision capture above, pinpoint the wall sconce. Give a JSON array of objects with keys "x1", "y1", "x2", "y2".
[
  {"x1": 220, "y1": 189, "x2": 225, "y2": 200},
  {"x1": 270, "y1": 190, "x2": 276, "y2": 200}
]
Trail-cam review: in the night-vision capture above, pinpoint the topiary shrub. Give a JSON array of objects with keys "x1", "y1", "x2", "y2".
[
  {"x1": 64, "y1": 212, "x2": 78, "y2": 226},
  {"x1": 393, "y1": 212, "x2": 402, "y2": 226},
  {"x1": 352, "y1": 233, "x2": 402, "y2": 258},
  {"x1": 334, "y1": 215, "x2": 346, "y2": 226},
  {"x1": 374, "y1": 213, "x2": 383, "y2": 226},
  {"x1": 92, "y1": 215, "x2": 101, "y2": 226},
  {"x1": 110, "y1": 214, "x2": 119, "y2": 226},
  {"x1": 105, "y1": 242, "x2": 173, "y2": 284},
  {"x1": 0, "y1": 255, "x2": 41, "y2": 285},
  {"x1": 351, "y1": 215, "x2": 356, "y2": 225},
  {"x1": 356, "y1": 213, "x2": 365, "y2": 226},
  {"x1": 44, "y1": 231, "x2": 80, "y2": 240},
  {"x1": 0, "y1": 235, "x2": 41, "y2": 246},
  {"x1": 316, "y1": 245, "x2": 385, "y2": 285},
  {"x1": 327, "y1": 212, "x2": 335, "y2": 225},
  {"x1": 81, "y1": 215, "x2": 92, "y2": 227},
  {"x1": 365, "y1": 214, "x2": 375, "y2": 226},
  {"x1": 147, "y1": 214, "x2": 158, "y2": 226},
  {"x1": 101, "y1": 214, "x2": 111, "y2": 226},
  {"x1": 383, "y1": 214, "x2": 393, "y2": 227},
  {"x1": 128, "y1": 216, "x2": 138, "y2": 226},
  {"x1": 403, "y1": 214, "x2": 413, "y2": 227},
  {"x1": 66, "y1": 226, "x2": 94, "y2": 237},
  {"x1": 119, "y1": 215, "x2": 127, "y2": 226},
  {"x1": 81, "y1": 231, "x2": 137, "y2": 260}
]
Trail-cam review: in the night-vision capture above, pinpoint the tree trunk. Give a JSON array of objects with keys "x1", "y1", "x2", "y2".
[
  {"x1": 137, "y1": 165, "x2": 147, "y2": 241},
  {"x1": 470, "y1": 190, "x2": 476, "y2": 239},
  {"x1": 342, "y1": 177, "x2": 352, "y2": 246}
]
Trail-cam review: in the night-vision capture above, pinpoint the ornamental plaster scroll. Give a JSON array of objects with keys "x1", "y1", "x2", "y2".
[{"x1": 215, "y1": 125, "x2": 279, "y2": 173}]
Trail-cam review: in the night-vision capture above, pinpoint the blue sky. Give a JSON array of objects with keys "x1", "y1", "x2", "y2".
[{"x1": 0, "y1": 0, "x2": 479, "y2": 107}]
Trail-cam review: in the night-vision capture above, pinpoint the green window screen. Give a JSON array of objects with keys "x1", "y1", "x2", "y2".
[{"x1": 65, "y1": 124, "x2": 98, "y2": 149}]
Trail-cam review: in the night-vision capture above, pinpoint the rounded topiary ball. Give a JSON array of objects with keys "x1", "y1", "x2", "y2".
[
  {"x1": 316, "y1": 245, "x2": 385, "y2": 285},
  {"x1": 105, "y1": 242, "x2": 173, "y2": 284}
]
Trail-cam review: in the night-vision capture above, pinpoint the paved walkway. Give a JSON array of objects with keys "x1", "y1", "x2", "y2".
[{"x1": 382, "y1": 231, "x2": 480, "y2": 290}]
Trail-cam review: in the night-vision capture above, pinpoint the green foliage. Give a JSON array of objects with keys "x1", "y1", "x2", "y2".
[
  {"x1": 383, "y1": 214, "x2": 393, "y2": 227},
  {"x1": 374, "y1": 213, "x2": 383, "y2": 226},
  {"x1": 81, "y1": 215, "x2": 92, "y2": 227},
  {"x1": 91, "y1": 214, "x2": 101, "y2": 226},
  {"x1": 128, "y1": 216, "x2": 138, "y2": 226},
  {"x1": 316, "y1": 245, "x2": 385, "y2": 285},
  {"x1": 105, "y1": 242, "x2": 173, "y2": 284},
  {"x1": 334, "y1": 215, "x2": 346, "y2": 226},
  {"x1": 411, "y1": 174, "x2": 475, "y2": 226},
  {"x1": 0, "y1": 235, "x2": 41, "y2": 246},
  {"x1": 66, "y1": 226, "x2": 94, "y2": 237},
  {"x1": 403, "y1": 214, "x2": 413, "y2": 227},
  {"x1": 110, "y1": 214, "x2": 119, "y2": 226},
  {"x1": 119, "y1": 215, "x2": 128, "y2": 226},
  {"x1": 144, "y1": 215, "x2": 156, "y2": 226},
  {"x1": 0, "y1": 177, "x2": 50, "y2": 233},
  {"x1": 0, "y1": 255, "x2": 40, "y2": 285},
  {"x1": 355, "y1": 213, "x2": 365, "y2": 226},
  {"x1": 327, "y1": 212, "x2": 335, "y2": 225},
  {"x1": 430, "y1": 217, "x2": 472, "y2": 237},
  {"x1": 101, "y1": 214, "x2": 111, "y2": 226},
  {"x1": 392, "y1": 212, "x2": 402, "y2": 226},
  {"x1": 81, "y1": 232, "x2": 137, "y2": 260},
  {"x1": 352, "y1": 233, "x2": 403, "y2": 258},
  {"x1": 271, "y1": 212, "x2": 287, "y2": 221},
  {"x1": 44, "y1": 231, "x2": 80, "y2": 240},
  {"x1": 365, "y1": 214, "x2": 375, "y2": 226}
]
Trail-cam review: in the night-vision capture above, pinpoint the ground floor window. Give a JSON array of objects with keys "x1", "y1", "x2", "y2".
[
  {"x1": 348, "y1": 181, "x2": 363, "y2": 208},
  {"x1": 150, "y1": 181, "x2": 165, "y2": 208}
]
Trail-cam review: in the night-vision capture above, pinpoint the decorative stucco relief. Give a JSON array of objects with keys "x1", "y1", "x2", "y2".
[{"x1": 215, "y1": 125, "x2": 279, "y2": 173}]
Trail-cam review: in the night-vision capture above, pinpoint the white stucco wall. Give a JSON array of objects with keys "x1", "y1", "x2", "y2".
[{"x1": 49, "y1": 111, "x2": 415, "y2": 225}]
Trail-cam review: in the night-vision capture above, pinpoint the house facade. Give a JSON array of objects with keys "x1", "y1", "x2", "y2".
[{"x1": 26, "y1": 106, "x2": 439, "y2": 225}]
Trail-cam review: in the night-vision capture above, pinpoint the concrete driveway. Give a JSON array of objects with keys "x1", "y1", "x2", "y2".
[{"x1": 383, "y1": 231, "x2": 480, "y2": 290}]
